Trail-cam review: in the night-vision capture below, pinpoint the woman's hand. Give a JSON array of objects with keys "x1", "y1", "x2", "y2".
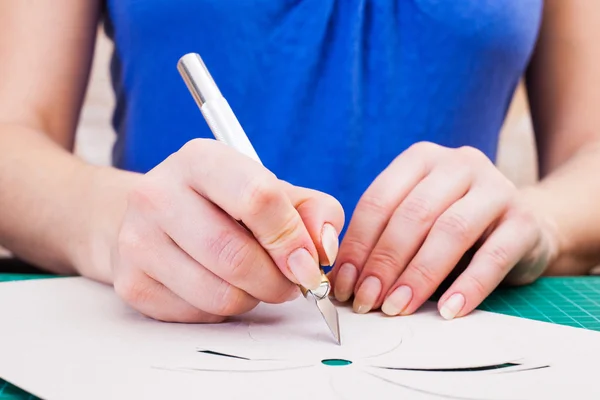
[
  {"x1": 111, "y1": 139, "x2": 344, "y2": 323},
  {"x1": 329, "y1": 142, "x2": 558, "y2": 320}
]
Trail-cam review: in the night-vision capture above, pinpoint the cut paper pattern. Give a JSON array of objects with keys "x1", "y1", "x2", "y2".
[
  {"x1": 157, "y1": 299, "x2": 551, "y2": 400},
  {"x1": 1, "y1": 278, "x2": 599, "y2": 400}
]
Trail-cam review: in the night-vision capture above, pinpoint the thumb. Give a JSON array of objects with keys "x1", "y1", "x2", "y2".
[{"x1": 282, "y1": 182, "x2": 345, "y2": 267}]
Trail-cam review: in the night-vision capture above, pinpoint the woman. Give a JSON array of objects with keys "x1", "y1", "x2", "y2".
[{"x1": 1, "y1": 1, "x2": 599, "y2": 323}]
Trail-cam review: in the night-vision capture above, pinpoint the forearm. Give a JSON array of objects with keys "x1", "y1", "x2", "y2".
[
  {"x1": 520, "y1": 141, "x2": 600, "y2": 276},
  {"x1": 0, "y1": 123, "x2": 140, "y2": 282}
]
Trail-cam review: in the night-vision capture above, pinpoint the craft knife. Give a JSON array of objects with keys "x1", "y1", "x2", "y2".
[{"x1": 177, "y1": 53, "x2": 341, "y2": 345}]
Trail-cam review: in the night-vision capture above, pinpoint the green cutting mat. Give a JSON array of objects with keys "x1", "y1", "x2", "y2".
[
  {"x1": 480, "y1": 276, "x2": 600, "y2": 330},
  {"x1": 1, "y1": 274, "x2": 600, "y2": 399}
]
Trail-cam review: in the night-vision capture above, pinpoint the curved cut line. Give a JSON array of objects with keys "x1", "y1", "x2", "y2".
[
  {"x1": 196, "y1": 348, "x2": 288, "y2": 362},
  {"x1": 197, "y1": 350, "x2": 250, "y2": 360},
  {"x1": 362, "y1": 337, "x2": 403, "y2": 360},
  {"x1": 365, "y1": 371, "x2": 486, "y2": 400},
  {"x1": 373, "y1": 362, "x2": 521, "y2": 372},
  {"x1": 498, "y1": 365, "x2": 551, "y2": 374},
  {"x1": 154, "y1": 364, "x2": 314, "y2": 374}
]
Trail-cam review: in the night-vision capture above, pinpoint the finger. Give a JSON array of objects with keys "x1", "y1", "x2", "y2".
[
  {"x1": 436, "y1": 209, "x2": 539, "y2": 320},
  {"x1": 176, "y1": 139, "x2": 322, "y2": 290},
  {"x1": 352, "y1": 165, "x2": 472, "y2": 313},
  {"x1": 114, "y1": 268, "x2": 225, "y2": 323},
  {"x1": 136, "y1": 226, "x2": 260, "y2": 316},
  {"x1": 284, "y1": 183, "x2": 345, "y2": 267},
  {"x1": 117, "y1": 211, "x2": 260, "y2": 315},
  {"x1": 382, "y1": 186, "x2": 509, "y2": 316},
  {"x1": 127, "y1": 177, "x2": 298, "y2": 305},
  {"x1": 149, "y1": 234, "x2": 260, "y2": 316},
  {"x1": 331, "y1": 142, "x2": 441, "y2": 301}
]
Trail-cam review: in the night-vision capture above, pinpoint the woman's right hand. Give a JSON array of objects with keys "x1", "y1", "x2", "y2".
[{"x1": 111, "y1": 139, "x2": 344, "y2": 323}]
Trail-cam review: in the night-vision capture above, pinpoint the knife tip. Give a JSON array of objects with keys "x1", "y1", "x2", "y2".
[
  {"x1": 330, "y1": 310, "x2": 341, "y2": 346},
  {"x1": 313, "y1": 296, "x2": 342, "y2": 346}
]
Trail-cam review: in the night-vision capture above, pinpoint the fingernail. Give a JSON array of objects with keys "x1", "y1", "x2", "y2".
[
  {"x1": 353, "y1": 276, "x2": 381, "y2": 314},
  {"x1": 334, "y1": 263, "x2": 358, "y2": 302},
  {"x1": 321, "y1": 223, "x2": 339, "y2": 266},
  {"x1": 288, "y1": 248, "x2": 321, "y2": 290},
  {"x1": 440, "y1": 293, "x2": 465, "y2": 320},
  {"x1": 381, "y1": 285, "x2": 413, "y2": 316}
]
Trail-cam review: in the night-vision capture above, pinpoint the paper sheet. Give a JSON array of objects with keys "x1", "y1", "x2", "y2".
[{"x1": 0, "y1": 277, "x2": 599, "y2": 400}]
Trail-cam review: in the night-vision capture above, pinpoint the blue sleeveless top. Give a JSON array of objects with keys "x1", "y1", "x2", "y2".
[{"x1": 104, "y1": 0, "x2": 542, "y2": 224}]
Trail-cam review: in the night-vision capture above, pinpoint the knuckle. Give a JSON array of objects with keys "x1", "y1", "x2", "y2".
[
  {"x1": 127, "y1": 180, "x2": 168, "y2": 214},
  {"x1": 368, "y1": 248, "x2": 403, "y2": 276},
  {"x1": 211, "y1": 281, "x2": 248, "y2": 316},
  {"x1": 179, "y1": 138, "x2": 211, "y2": 157},
  {"x1": 339, "y1": 235, "x2": 372, "y2": 267},
  {"x1": 457, "y1": 146, "x2": 489, "y2": 164},
  {"x1": 208, "y1": 229, "x2": 256, "y2": 281},
  {"x1": 435, "y1": 211, "x2": 471, "y2": 242},
  {"x1": 261, "y1": 213, "x2": 303, "y2": 249},
  {"x1": 462, "y1": 273, "x2": 488, "y2": 298},
  {"x1": 322, "y1": 194, "x2": 345, "y2": 223},
  {"x1": 358, "y1": 194, "x2": 393, "y2": 216},
  {"x1": 514, "y1": 208, "x2": 537, "y2": 230},
  {"x1": 399, "y1": 196, "x2": 433, "y2": 224},
  {"x1": 114, "y1": 276, "x2": 154, "y2": 307},
  {"x1": 394, "y1": 141, "x2": 443, "y2": 173},
  {"x1": 495, "y1": 191, "x2": 514, "y2": 211},
  {"x1": 116, "y1": 226, "x2": 147, "y2": 262},
  {"x1": 177, "y1": 139, "x2": 223, "y2": 180},
  {"x1": 480, "y1": 244, "x2": 512, "y2": 273},
  {"x1": 242, "y1": 174, "x2": 282, "y2": 217},
  {"x1": 406, "y1": 259, "x2": 437, "y2": 286},
  {"x1": 408, "y1": 141, "x2": 440, "y2": 154}
]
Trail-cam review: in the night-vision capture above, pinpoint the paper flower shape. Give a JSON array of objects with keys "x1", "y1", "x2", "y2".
[{"x1": 157, "y1": 300, "x2": 549, "y2": 399}]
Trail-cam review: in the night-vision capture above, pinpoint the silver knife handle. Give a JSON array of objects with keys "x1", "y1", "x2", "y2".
[{"x1": 300, "y1": 270, "x2": 331, "y2": 300}]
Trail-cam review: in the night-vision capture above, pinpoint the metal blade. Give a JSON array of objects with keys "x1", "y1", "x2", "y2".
[{"x1": 315, "y1": 297, "x2": 341, "y2": 345}]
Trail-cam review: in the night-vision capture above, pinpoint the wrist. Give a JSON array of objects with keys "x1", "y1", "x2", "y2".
[
  {"x1": 70, "y1": 165, "x2": 141, "y2": 284},
  {"x1": 517, "y1": 185, "x2": 565, "y2": 275}
]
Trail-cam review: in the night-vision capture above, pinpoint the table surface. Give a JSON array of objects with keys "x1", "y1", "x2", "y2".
[{"x1": 2, "y1": 273, "x2": 600, "y2": 399}]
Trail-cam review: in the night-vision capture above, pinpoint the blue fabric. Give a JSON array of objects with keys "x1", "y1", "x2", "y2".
[{"x1": 104, "y1": 0, "x2": 542, "y2": 226}]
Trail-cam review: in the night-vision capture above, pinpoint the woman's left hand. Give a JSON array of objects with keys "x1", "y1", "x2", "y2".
[{"x1": 329, "y1": 142, "x2": 558, "y2": 320}]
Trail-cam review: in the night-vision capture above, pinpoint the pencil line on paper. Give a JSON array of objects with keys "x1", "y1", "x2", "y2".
[
  {"x1": 152, "y1": 364, "x2": 314, "y2": 374},
  {"x1": 361, "y1": 337, "x2": 403, "y2": 359},
  {"x1": 497, "y1": 365, "x2": 551, "y2": 374}
]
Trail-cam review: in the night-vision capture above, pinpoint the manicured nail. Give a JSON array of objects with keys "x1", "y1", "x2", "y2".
[
  {"x1": 381, "y1": 286, "x2": 413, "y2": 316},
  {"x1": 353, "y1": 276, "x2": 382, "y2": 314},
  {"x1": 334, "y1": 263, "x2": 358, "y2": 302},
  {"x1": 321, "y1": 223, "x2": 339, "y2": 266},
  {"x1": 440, "y1": 293, "x2": 465, "y2": 320},
  {"x1": 288, "y1": 248, "x2": 321, "y2": 290}
]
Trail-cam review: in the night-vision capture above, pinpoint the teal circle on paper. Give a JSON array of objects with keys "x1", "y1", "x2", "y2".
[{"x1": 321, "y1": 359, "x2": 353, "y2": 366}]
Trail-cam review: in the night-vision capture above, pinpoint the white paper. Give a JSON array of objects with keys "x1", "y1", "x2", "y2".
[{"x1": 0, "y1": 277, "x2": 599, "y2": 400}]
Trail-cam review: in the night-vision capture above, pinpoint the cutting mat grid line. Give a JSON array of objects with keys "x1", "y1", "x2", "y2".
[
  {"x1": 479, "y1": 278, "x2": 600, "y2": 330},
  {"x1": 1, "y1": 275, "x2": 600, "y2": 400}
]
